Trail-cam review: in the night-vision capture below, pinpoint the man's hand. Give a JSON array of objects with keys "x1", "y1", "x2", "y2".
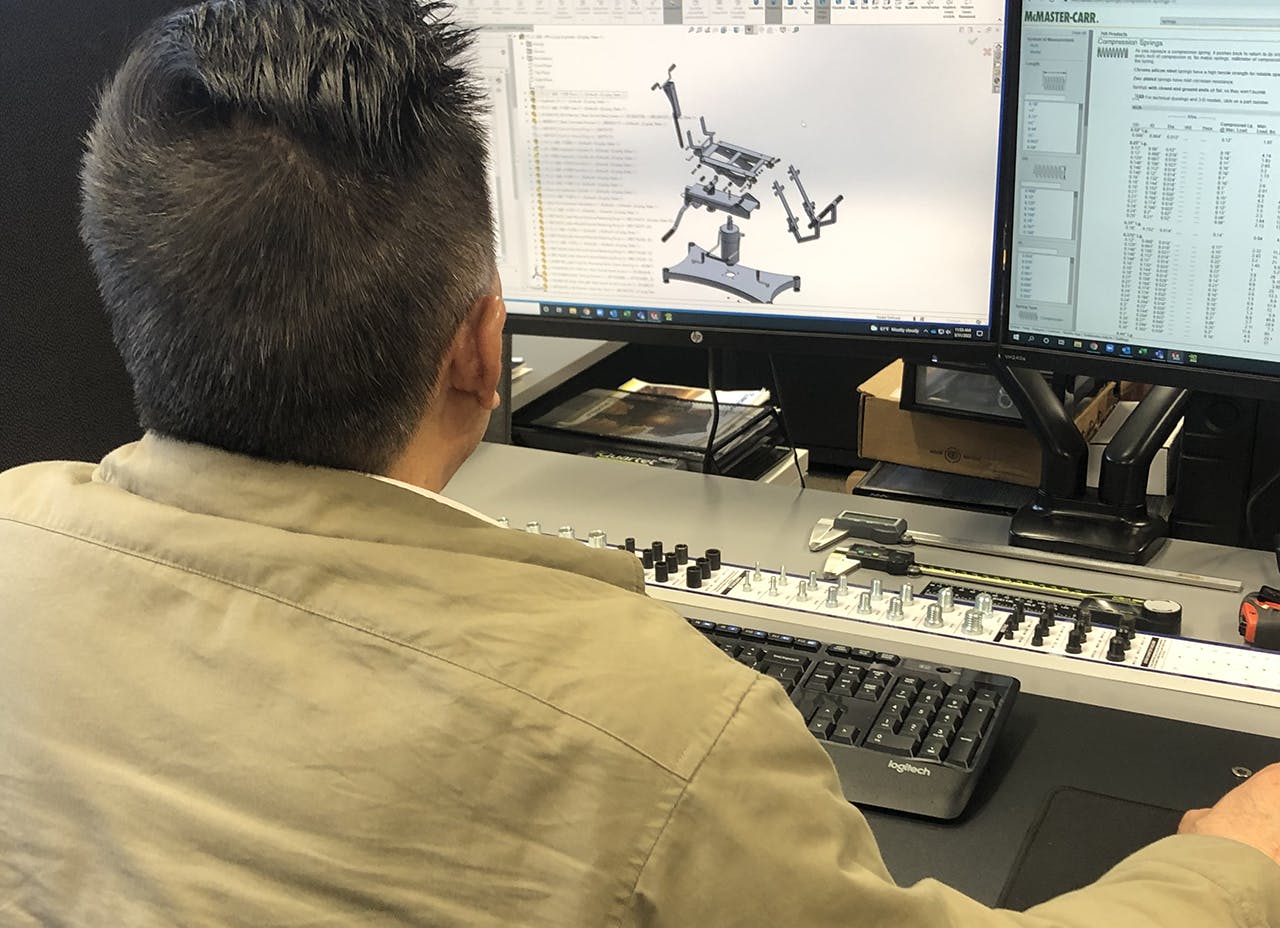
[{"x1": 1180, "y1": 762, "x2": 1280, "y2": 865}]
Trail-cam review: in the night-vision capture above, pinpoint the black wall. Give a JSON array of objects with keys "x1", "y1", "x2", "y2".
[{"x1": 1, "y1": 1, "x2": 187, "y2": 470}]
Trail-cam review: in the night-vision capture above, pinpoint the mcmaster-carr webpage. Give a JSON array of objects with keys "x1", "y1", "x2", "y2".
[
  {"x1": 1010, "y1": 0, "x2": 1280, "y2": 371},
  {"x1": 458, "y1": 0, "x2": 1005, "y2": 341}
]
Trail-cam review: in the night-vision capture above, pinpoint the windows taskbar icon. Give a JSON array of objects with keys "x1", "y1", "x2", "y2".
[
  {"x1": 541, "y1": 304, "x2": 669, "y2": 324},
  {"x1": 1011, "y1": 331, "x2": 1199, "y2": 366}
]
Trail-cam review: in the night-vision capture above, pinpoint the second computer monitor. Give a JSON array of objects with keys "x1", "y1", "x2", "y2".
[{"x1": 1003, "y1": 0, "x2": 1280, "y2": 397}]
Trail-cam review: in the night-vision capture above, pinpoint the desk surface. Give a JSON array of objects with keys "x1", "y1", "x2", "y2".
[
  {"x1": 449, "y1": 443, "x2": 1280, "y2": 903},
  {"x1": 453, "y1": 442, "x2": 1274, "y2": 648}
]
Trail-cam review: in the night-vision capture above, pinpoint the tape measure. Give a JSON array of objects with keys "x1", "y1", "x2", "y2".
[{"x1": 1240, "y1": 586, "x2": 1280, "y2": 651}]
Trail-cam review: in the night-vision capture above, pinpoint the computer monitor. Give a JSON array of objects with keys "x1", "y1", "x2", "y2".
[
  {"x1": 1001, "y1": 0, "x2": 1280, "y2": 400},
  {"x1": 458, "y1": 0, "x2": 1010, "y2": 363}
]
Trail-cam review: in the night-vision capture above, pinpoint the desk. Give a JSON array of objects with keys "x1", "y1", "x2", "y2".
[{"x1": 450, "y1": 443, "x2": 1280, "y2": 903}]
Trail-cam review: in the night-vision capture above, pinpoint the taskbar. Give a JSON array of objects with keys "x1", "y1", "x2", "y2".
[
  {"x1": 536, "y1": 302, "x2": 992, "y2": 342},
  {"x1": 1007, "y1": 329, "x2": 1280, "y2": 379}
]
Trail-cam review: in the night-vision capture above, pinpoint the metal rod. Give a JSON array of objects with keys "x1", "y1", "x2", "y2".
[{"x1": 908, "y1": 531, "x2": 1243, "y2": 594}]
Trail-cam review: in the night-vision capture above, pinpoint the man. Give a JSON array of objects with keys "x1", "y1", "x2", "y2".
[{"x1": 1, "y1": 1, "x2": 1277, "y2": 924}]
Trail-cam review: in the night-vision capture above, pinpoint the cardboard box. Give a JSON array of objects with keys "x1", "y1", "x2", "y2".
[
  {"x1": 1086, "y1": 401, "x2": 1181, "y2": 496},
  {"x1": 857, "y1": 360, "x2": 1116, "y2": 488}
]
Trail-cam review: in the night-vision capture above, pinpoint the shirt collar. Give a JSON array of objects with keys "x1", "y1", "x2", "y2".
[{"x1": 367, "y1": 474, "x2": 502, "y2": 527}]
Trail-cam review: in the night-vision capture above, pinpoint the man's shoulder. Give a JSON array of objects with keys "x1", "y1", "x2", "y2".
[{"x1": 0, "y1": 458, "x2": 96, "y2": 525}]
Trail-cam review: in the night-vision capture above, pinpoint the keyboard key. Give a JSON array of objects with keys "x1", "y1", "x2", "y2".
[
  {"x1": 944, "y1": 731, "x2": 981, "y2": 768},
  {"x1": 914, "y1": 691, "x2": 942, "y2": 709},
  {"x1": 908, "y1": 704, "x2": 936, "y2": 724},
  {"x1": 919, "y1": 736, "x2": 948, "y2": 762},
  {"x1": 876, "y1": 652, "x2": 901, "y2": 666},
  {"x1": 767, "y1": 652, "x2": 809, "y2": 670},
  {"x1": 884, "y1": 697, "x2": 912, "y2": 718},
  {"x1": 849, "y1": 648, "x2": 878, "y2": 663},
  {"x1": 826, "y1": 644, "x2": 853, "y2": 658},
  {"x1": 715, "y1": 624, "x2": 742, "y2": 637},
  {"x1": 805, "y1": 670, "x2": 836, "y2": 692},
  {"x1": 794, "y1": 638, "x2": 822, "y2": 652},
  {"x1": 856, "y1": 682, "x2": 884, "y2": 701},
  {"x1": 866, "y1": 669, "x2": 892, "y2": 686},
  {"x1": 961, "y1": 702, "x2": 993, "y2": 736},
  {"x1": 809, "y1": 716, "x2": 835, "y2": 739},
  {"x1": 836, "y1": 669, "x2": 864, "y2": 687},
  {"x1": 768, "y1": 632, "x2": 796, "y2": 648},
  {"x1": 891, "y1": 684, "x2": 919, "y2": 702},
  {"x1": 865, "y1": 731, "x2": 919, "y2": 757},
  {"x1": 831, "y1": 723, "x2": 861, "y2": 745},
  {"x1": 928, "y1": 722, "x2": 955, "y2": 742},
  {"x1": 901, "y1": 718, "x2": 929, "y2": 740},
  {"x1": 718, "y1": 644, "x2": 738, "y2": 658}
]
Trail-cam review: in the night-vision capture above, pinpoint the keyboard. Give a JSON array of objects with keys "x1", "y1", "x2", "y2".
[{"x1": 688, "y1": 618, "x2": 1020, "y2": 819}]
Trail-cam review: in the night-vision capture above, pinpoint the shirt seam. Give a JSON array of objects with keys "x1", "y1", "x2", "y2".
[
  {"x1": 611, "y1": 674, "x2": 762, "y2": 927},
  {"x1": 0, "y1": 514, "x2": 689, "y2": 780}
]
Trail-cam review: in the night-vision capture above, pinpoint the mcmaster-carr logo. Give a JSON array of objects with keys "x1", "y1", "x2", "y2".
[
  {"x1": 887, "y1": 760, "x2": 932, "y2": 777},
  {"x1": 1024, "y1": 9, "x2": 1098, "y2": 23}
]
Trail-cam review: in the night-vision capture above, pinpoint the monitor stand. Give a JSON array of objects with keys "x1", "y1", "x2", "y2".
[{"x1": 992, "y1": 363, "x2": 1188, "y2": 565}]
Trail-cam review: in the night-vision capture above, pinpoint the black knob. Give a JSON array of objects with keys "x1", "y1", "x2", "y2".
[
  {"x1": 1140, "y1": 599, "x2": 1183, "y2": 636},
  {"x1": 706, "y1": 548, "x2": 722, "y2": 571},
  {"x1": 696, "y1": 557, "x2": 710, "y2": 580},
  {"x1": 1009, "y1": 602, "x2": 1025, "y2": 629},
  {"x1": 1031, "y1": 627, "x2": 1045, "y2": 647},
  {"x1": 674, "y1": 544, "x2": 689, "y2": 565},
  {"x1": 665, "y1": 552, "x2": 679, "y2": 574},
  {"x1": 651, "y1": 541, "x2": 664, "y2": 560},
  {"x1": 654, "y1": 562, "x2": 669, "y2": 583},
  {"x1": 686, "y1": 566, "x2": 702, "y2": 589},
  {"x1": 1106, "y1": 635, "x2": 1127, "y2": 662},
  {"x1": 641, "y1": 548, "x2": 654, "y2": 569},
  {"x1": 1066, "y1": 629, "x2": 1083, "y2": 654},
  {"x1": 624, "y1": 537, "x2": 636, "y2": 553}
]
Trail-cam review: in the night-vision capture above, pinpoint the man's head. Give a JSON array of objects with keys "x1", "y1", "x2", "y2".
[{"x1": 80, "y1": 0, "x2": 501, "y2": 478}]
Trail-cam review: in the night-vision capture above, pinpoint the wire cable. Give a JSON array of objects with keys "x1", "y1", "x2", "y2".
[
  {"x1": 702, "y1": 348, "x2": 722, "y2": 475},
  {"x1": 1244, "y1": 464, "x2": 1280, "y2": 549},
  {"x1": 767, "y1": 353, "x2": 807, "y2": 489}
]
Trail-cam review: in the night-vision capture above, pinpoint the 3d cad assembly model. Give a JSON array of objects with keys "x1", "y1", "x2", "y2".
[{"x1": 652, "y1": 64, "x2": 844, "y2": 304}]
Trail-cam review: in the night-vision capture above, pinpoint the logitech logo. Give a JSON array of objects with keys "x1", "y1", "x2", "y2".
[{"x1": 887, "y1": 760, "x2": 932, "y2": 777}]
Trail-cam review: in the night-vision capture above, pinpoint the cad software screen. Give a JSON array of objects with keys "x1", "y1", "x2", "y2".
[
  {"x1": 457, "y1": 0, "x2": 1007, "y2": 344},
  {"x1": 1008, "y1": 0, "x2": 1280, "y2": 377}
]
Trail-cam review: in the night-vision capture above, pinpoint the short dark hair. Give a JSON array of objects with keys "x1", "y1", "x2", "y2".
[{"x1": 80, "y1": 0, "x2": 495, "y2": 472}]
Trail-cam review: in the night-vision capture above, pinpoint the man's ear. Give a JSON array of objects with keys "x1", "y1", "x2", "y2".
[{"x1": 447, "y1": 291, "x2": 506, "y2": 409}]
